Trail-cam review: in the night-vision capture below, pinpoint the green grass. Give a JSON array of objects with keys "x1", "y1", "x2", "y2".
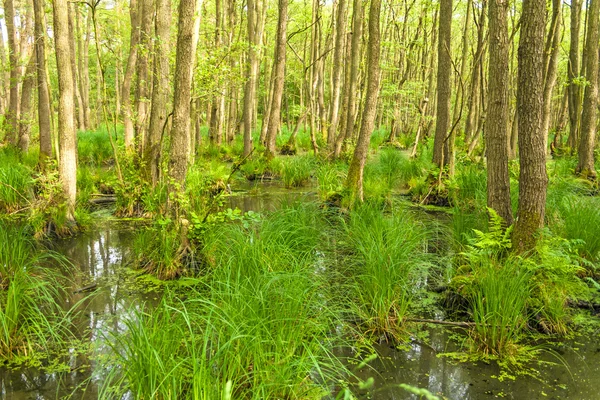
[
  {"x1": 271, "y1": 155, "x2": 316, "y2": 188},
  {"x1": 105, "y1": 203, "x2": 349, "y2": 399},
  {"x1": 77, "y1": 125, "x2": 123, "y2": 166},
  {"x1": 339, "y1": 203, "x2": 432, "y2": 340},
  {"x1": 316, "y1": 160, "x2": 348, "y2": 200},
  {"x1": 0, "y1": 223, "x2": 73, "y2": 364}
]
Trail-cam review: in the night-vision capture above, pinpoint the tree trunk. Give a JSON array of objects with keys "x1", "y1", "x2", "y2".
[
  {"x1": 334, "y1": 0, "x2": 363, "y2": 158},
  {"x1": 513, "y1": 0, "x2": 548, "y2": 252},
  {"x1": 168, "y1": 0, "x2": 201, "y2": 186},
  {"x1": 541, "y1": 0, "x2": 561, "y2": 151},
  {"x1": 327, "y1": 0, "x2": 348, "y2": 153},
  {"x1": 485, "y1": 0, "x2": 512, "y2": 225},
  {"x1": 567, "y1": 0, "x2": 582, "y2": 149},
  {"x1": 53, "y1": 0, "x2": 78, "y2": 221},
  {"x1": 464, "y1": 1, "x2": 487, "y2": 145},
  {"x1": 145, "y1": 0, "x2": 171, "y2": 185},
  {"x1": 264, "y1": 0, "x2": 288, "y2": 159},
  {"x1": 432, "y1": 0, "x2": 452, "y2": 167},
  {"x1": 18, "y1": 55, "x2": 36, "y2": 152},
  {"x1": 242, "y1": 0, "x2": 265, "y2": 156},
  {"x1": 68, "y1": 4, "x2": 85, "y2": 131},
  {"x1": 133, "y1": 0, "x2": 154, "y2": 153},
  {"x1": 3, "y1": 0, "x2": 19, "y2": 145},
  {"x1": 576, "y1": 0, "x2": 600, "y2": 178},
  {"x1": 344, "y1": 0, "x2": 381, "y2": 201},
  {"x1": 34, "y1": 0, "x2": 53, "y2": 161},
  {"x1": 121, "y1": 0, "x2": 141, "y2": 149}
]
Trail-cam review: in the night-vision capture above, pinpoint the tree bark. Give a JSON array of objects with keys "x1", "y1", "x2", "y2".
[
  {"x1": 485, "y1": 0, "x2": 512, "y2": 224},
  {"x1": 264, "y1": 0, "x2": 288, "y2": 159},
  {"x1": 464, "y1": 1, "x2": 487, "y2": 146},
  {"x1": 576, "y1": 0, "x2": 600, "y2": 178},
  {"x1": 242, "y1": 0, "x2": 265, "y2": 156},
  {"x1": 121, "y1": 0, "x2": 141, "y2": 150},
  {"x1": 345, "y1": 0, "x2": 381, "y2": 201},
  {"x1": 567, "y1": 0, "x2": 582, "y2": 149},
  {"x1": 168, "y1": 0, "x2": 201, "y2": 186},
  {"x1": 145, "y1": 0, "x2": 171, "y2": 185},
  {"x1": 541, "y1": 0, "x2": 561, "y2": 151},
  {"x1": 18, "y1": 55, "x2": 36, "y2": 152},
  {"x1": 68, "y1": 4, "x2": 85, "y2": 131},
  {"x1": 513, "y1": 0, "x2": 548, "y2": 252},
  {"x1": 133, "y1": 0, "x2": 154, "y2": 153},
  {"x1": 3, "y1": 0, "x2": 19, "y2": 145},
  {"x1": 334, "y1": 0, "x2": 363, "y2": 158},
  {"x1": 432, "y1": 0, "x2": 452, "y2": 167},
  {"x1": 327, "y1": 0, "x2": 348, "y2": 153},
  {"x1": 53, "y1": 0, "x2": 78, "y2": 221},
  {"x1": 34, "y1": 0, "x2": 53, "y2": 161}
]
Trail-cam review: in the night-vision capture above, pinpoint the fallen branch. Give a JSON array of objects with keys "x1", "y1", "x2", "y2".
[{"x1": 406, "y1": 318, "x2": 474, "y2": 327}]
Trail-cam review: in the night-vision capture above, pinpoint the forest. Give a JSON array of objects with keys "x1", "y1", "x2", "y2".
[{"x1": 1, "y1": 0, "x2": 600, "y2": 398}]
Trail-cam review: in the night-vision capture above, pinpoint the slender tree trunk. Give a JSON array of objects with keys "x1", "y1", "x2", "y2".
[
  {"x1": 242, "y1": 0, "x2": 265, "y2": 156},
  {"x1": 432, "y1": 0, "x2": 452, "y2": 167},
  {"x1": 169, "y1": 0, "x2": 201, "y2": 186},
  {"x1": 53, "y1": 0, "x2": 78, "y2": 221},
  {"x1": 3, "y1": 0, "x2": 19, "y2": 145},
  {"x1": 345, "y1": 0, "x2": 381, "y2": 201},
  {"x1": 576, "y1": 0, "x2": 600, "y2": 178},
  {"x1": 122, "y1": 0, "x2": 141, "y2": 150},
  {"x1": 334, "y1": 0, "x2": 363, "y2": 158},
  {"x1": 145, "y1": 0, "x2": 171, "y2": 185},
  {"x1": 541, "y1": 0, "x2": 561, "y2": 152},
  {"x1": 18, "y1": 55, "x2": 36, "y2": 152},
  {"x1": 264, "y1": 0, "x2": 288, "y2": 159},
  {"x1": 327, "y1": 0, "x2": 348, "y2": 153},
  {"x1": 513, "y1": 0, "x2": 548, "y2": 252},
  {"x1": 133, "y1": 0, "x2": 153, "y2": 153},
  {"x1": 34, "y1": 0, "x2": 53, "y2": 161},
  {"x1": 464, "y1": 1, "x2": 487, "y2": 145},
  {"x1": 567, "y1": 0, "x2": 582, "y2": 149},
  {"x1": 0, "y1": 20, "x2": 7, "y2": 116},
  {"x1": 68, "y1": 4, "x2": 85, "y2": 131},
  {"x1": 76, "y1": 8, "x2": 92, "y2": 130},
  {"x1": 485, "y1": 0, "x2": 512, "y2": 224}
]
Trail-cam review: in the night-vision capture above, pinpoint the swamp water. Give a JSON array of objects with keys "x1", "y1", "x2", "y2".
[{"x1": 1, "y1": 184, "x2": 599, "y2": 399}]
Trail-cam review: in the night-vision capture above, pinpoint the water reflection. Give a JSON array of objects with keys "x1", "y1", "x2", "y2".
[
  {"x1": 352, "y1": 326, "x2": 600, "y2": 400},
  {"x1": 1, "y1": 227, "x2": 151, "y2": 400}
]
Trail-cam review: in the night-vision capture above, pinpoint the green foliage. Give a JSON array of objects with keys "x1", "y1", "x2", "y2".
[
  {"x1": 77, "y1": 126, "x2": 123, "y2": 166},
  {"x1": 316, "y1": 160, "x2": 348, "y2": 200},
  {"x1": 270, "y1": 154, "x2": 316, "y2": 188},
  {"x1": 133, "y1": 217, "x2": 184, "y2": 280},
  {"x1": 106, "y1": 203, "x2": 348, "y2": 399},
  {"x1": 0, "y1": 224, "x2": 73, "y2": 365},
  {"x1": 453, "y1": 217, "x2": 588, "y2": 359},
  {"x1": 339, "y1": 203, "x2": 432, "y2": 340},
  {"x1": 551, "y1": 194, "x2": 600, "y2": 261},
  {"x1": 0, "y1": 155, "x2": 33, "y2": 213}
]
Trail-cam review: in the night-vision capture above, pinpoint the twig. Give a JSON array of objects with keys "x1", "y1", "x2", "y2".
[{"x1": 406, "y1": 318, "x2": 474, "y2": 328}]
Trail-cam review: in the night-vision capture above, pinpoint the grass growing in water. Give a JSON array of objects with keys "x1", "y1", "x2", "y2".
[
  {"x1": 105, "y1": 203, "x2": 349, "y2": 399},
  {"x1": 0, "y1": 223, "x2": 73, "y2": 364},
  {"x1": 339, "y1": 203, "x2": 431, "y2": 340}
]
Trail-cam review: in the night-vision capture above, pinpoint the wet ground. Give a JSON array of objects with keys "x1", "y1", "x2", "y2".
[{"x1": 1, "y1": 183, "x2": 599, "y2": 399}]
